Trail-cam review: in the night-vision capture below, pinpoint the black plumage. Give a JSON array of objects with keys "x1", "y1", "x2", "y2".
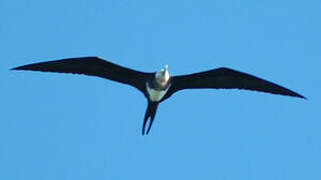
[{"x1": 12, "y1": 56, "x2": 306, "y2": 135}]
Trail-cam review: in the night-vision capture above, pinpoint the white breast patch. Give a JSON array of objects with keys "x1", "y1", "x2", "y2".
[{"x1": 146, "y1": 83, "x2": 170, "y2": 102}]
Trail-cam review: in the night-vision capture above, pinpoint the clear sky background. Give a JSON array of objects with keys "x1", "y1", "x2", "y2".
[{"x1": 1, "y1": 0, "x2": 320, "y2": 179}]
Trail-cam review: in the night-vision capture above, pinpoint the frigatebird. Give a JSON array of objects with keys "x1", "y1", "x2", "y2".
[{"x1": 12, "y1": 57, "x2": 305, "y2": 135}]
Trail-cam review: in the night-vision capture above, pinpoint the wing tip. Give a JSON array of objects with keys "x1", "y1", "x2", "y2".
[
  {"x1": 296, "y1": 94, "x2": 308, "y2": 100},
  {"x1": 286, "y1": 89, "x2": 307, "y2": 100},
  {"x1": 10, "y1": 63, "x2": 42, "y2": 71},
  {"x1": 10, "y1": 65, "x2": 27, "y2": 71}
]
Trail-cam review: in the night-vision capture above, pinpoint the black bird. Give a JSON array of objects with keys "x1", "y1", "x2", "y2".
[{"x1": 12, "y1": 57, "x2": 305, "y2": 135}]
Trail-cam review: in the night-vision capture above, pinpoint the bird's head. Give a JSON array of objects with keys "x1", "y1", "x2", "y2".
[{"x1": 155, "y1": 65, "x2": 170, "y2": 86}]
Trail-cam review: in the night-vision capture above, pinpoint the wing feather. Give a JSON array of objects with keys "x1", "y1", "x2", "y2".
[
  {"x1": 12, "y1": 56, "x2": 153, "y2": 93},
  {"x1": 165, "y1": 67, "x2": 305, "y2": 99}
]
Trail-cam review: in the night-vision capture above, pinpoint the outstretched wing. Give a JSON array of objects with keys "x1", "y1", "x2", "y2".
[
  {"x1": 12, "y1": 56, "x2": 153, "y2": 94},
  {"x1": 164, "y1": 67, "x2": 305, "y2": 100}
]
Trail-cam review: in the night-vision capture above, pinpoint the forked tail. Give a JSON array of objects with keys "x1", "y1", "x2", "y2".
[{"x1": 142, "y1": 101, "x2": 159, "y2": 135}]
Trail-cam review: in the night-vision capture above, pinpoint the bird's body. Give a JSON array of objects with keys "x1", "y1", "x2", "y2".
[
  {"x1": 12, "y1": 56, "x2": 305, "y2": 135},
  {"x1": 146, "y1": 83, "x2": 171, "y2": 102}
]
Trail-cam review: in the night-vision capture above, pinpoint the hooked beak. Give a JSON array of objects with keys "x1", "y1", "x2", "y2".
[{"x1": 164, "y1": 65, "x2": 168, "y2": 71}]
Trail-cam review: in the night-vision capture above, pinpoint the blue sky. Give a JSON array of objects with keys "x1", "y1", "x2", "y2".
[{"x1": 1, "y1": 0, "x2": 320, "y2": 179}]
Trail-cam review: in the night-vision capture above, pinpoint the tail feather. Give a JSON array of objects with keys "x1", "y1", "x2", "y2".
[
  {"x1": 142, "y1": 105, "x2": 150, "y2": 135},
  {"x1": 142, "y1": 102, "x2": 159, "y2": 135},
  {"x1": 146, "y1": 103, "x2": 158, "y2": 135}
]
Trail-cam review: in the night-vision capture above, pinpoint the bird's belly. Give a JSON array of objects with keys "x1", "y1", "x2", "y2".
[{"x1": 147, "y1": 88, "x2": 168, "y2": 102}]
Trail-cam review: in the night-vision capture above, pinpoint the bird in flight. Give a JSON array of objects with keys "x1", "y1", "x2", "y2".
[{"x1": 12, "y1": 57, "x2": 305, "y2": 135}]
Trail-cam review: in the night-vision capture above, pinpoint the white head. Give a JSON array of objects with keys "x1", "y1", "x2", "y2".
[{"x1": 155, "y1": 65, "x2": 170, "y2": 86}]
